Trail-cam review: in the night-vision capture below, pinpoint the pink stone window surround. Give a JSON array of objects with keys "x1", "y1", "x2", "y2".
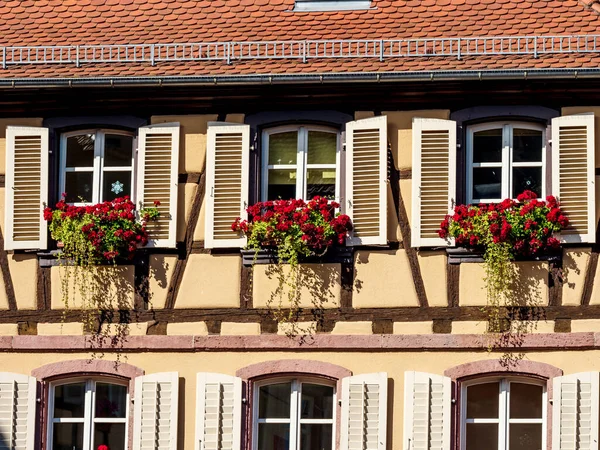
[
  {"x1": 236, "y1": 359, "x2": 352, "y2": 450},
  {"x1": 444, "y1": 359, "x2": 563, "y2": 450},
  {"x1": 32, "y1": 360, "x2": 144, "y2": 450}
]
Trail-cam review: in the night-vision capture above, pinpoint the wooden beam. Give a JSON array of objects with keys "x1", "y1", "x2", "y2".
[{"x1": 0, "y1": 229, "x2": 17, "y2": 311}]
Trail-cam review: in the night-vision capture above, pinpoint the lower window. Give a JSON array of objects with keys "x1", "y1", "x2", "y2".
[
  {"x1": 254, "y1": 378, "x2": 335, "y2": 450},
  {"x1": 49, "y1": 378, "x2": 128, "y2": 450},
  {"x1": 462, "y1": 377, "x2": 546, "y2": 450}
]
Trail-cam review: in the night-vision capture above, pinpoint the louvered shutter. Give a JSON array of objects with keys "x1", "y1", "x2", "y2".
[
  {"x1": 411, "y1": 118, "x2": 457, "y2": 248},
  {"x1": 552, "y1": 372, "x2": 599, "y2": 450},
  {"x1": 0, "y1": 373, "x2": 36, "y2": 450},
  {"x1": 195, "y1": 373, "x2": 242, "y2": 450},
  {"x1": 4, "y1": 126, "x2": 48, "y2": 251},
  {"x1": 551, "y1": 114, "x2": 596, "y2": 243},
  {"x1": 137, "y1": 124, "x2": 180, "y2": 248},
  {"x1": 204, "y1": 123, "x2": 249, "y2": 249},
  {"x1": 345, "y1": 116, "x2": 388, "y2": 246},
  {"x1": 403, "y1": 371, "x2": 451, "y2": 450},
  {"x1": 340, "y1": 372, "x2": 388, "y2": 450},
  {"x1": 133, "y1": 372, "x2": 179, "y2": 450}
]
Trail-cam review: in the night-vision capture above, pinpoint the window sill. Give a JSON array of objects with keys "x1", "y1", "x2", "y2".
[
  {"x1": 241, "y1": 247, "x2": 353, "y2": 267},
  {"x1": 37, "y1": 250, "x2": 137, "y2": 267},
  {"x1": 446, "y1": 247, "x2": 562, "y2": 265}
]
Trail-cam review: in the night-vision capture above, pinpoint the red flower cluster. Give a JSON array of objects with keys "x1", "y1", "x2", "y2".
[
  {"x1": 97, "y1": 445, "x2": 109, "y2": 450},
  {"x1": 438, "y1": 190, "x2": 567, "y2": 257},
  {"x1": 232, "y1": 196, "x2": 353, "y2": 253},
  {"x1": 45, "y1": 195, "x2": 158, "y2": 262}
]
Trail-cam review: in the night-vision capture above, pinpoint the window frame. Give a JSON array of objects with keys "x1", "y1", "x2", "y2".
[
  {"x1": 47, "y1": 376, "x2": 130, "y2": 450},
  {"x1": 261, "y1": 125, "x2": 341, "y2": 203},
  {"x1": 466, "y1": 121, "x2": 546, "y2": 204},
  {"x1": 59, "y1": 129, "x2": 136, "y2": 206},
  {"x1": 252, "y1": 376, "x2": 337, "y2": 450},
  {"x1": 460, "y1": 376, "x2": 547, "y2": 450}
]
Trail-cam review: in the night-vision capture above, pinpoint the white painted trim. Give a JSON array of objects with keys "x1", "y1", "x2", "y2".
[
  {"x1": 5, "y1": 126, "x2": 49, "y2": 251},
  {"x1": 345, "y1": 115, "x2": 388, "y2": 246},
  {"x1": 137, "y1": 123, "x2": 180, "y2": 248},
  {"x1": 205, "y1": 123, "x2": 249, "y2": 249},
  {"x1": 411, "y1": 118, "x2": 457, "y2": 247},
  {"x1": 551, "y1": 113, "x2": 596, "y2": 243}
]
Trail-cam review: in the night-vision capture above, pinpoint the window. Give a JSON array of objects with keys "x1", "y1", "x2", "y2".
[
  {"x1": 60, "y1": 130, "x2": 135, "y2": 204},
  {"x1": 466, "y1": 123, "x2": 546, "y2": 203},
  {"x1": 462, "y1": 378, "x2": 546, "y2": 450},
  {"x1": 253, "y1": 378, "x2": 335, "y2": 450},
  {"x1": 49, "y1": 378, "x2": 128, "y2": 450},
  {"x1": 262, "y1": 126, "x2": 340, "y2": 202}
]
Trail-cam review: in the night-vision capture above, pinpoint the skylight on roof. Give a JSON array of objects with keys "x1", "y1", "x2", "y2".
[{"x1": 294, "y1": 0, "x2": 372, "y2": 12}]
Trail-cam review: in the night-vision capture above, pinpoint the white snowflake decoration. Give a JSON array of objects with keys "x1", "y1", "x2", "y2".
[{"x1": 111, "y1": 181, "x2": 124, "y2": 194}]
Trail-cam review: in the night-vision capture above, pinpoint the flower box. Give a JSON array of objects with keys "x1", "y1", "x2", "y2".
[{"x1": 241, "y1": 246, "x2": 353, "y2": 267}]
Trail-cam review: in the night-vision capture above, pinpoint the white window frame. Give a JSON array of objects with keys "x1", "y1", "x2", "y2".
[
  {"x1": 252, "y1": 377, "x2": 336, "y2": 450},
  {"x1": 466, "y1": 122, "x2": 546, "y2": 203},
  {"x1": 261, "y1": 125, "x2": 341, "y2": 202},
  {"x1": 59, "y1": 129, "x2": 136, "y2": 205},
  {"x1": 460, "y1": 377, "x2": 547, "y2": 450},
  {"x1": 47, "y1": 377, "x2": 129, "y2": 450}
]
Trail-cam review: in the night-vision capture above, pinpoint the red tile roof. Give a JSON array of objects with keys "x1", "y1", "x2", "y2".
[{"x1": 1, "y1": 0, "x2": 600, "y2": 80}]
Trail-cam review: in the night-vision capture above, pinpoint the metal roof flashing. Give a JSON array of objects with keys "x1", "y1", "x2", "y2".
[{"x1": 293, "y1": 0, "x2": 373, "y2": 12}]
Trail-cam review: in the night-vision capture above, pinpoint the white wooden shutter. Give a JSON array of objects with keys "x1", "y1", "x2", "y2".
[
  {"x1": 551, "y1": 114, "x2": 596, "y2": 243},
  {"x1": 411, "y1": 118, "x2": 457, "y2": 248},
  {"x1": 137, "y1": 123, "x2": 180, "y2": 248},
  {"x1": 5, "y1": 126, "x2": 48, "y2": 251},
  {"x1": 204, "y1": 122, "x2": 249, "y2": 249},
  {"x1": 552, "y1": 372, "x2": 600, "y2": 450},
  {"x1": 403, "y1": 371, "x2": 451, "y2": 450},
  {"x1": 340, "y1": 372, "x2": 388, "y2": 450},
  {"x1": 133, "y1": 372, "x2": 179, "y2": 450},
  {"x1": 345, "y1": 116, "x2": 388, "y2": 246},
  {"x1": 195, "y1": 373, "x2": 242, "y2": 450},
  {"x1": 0, "y1": 373, "x2": 36, "y2": 450}
]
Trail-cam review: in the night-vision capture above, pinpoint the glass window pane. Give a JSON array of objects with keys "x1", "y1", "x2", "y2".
[
  {"x1": 102, "y1": 171, "x2": 132, "y2": 202},
  {"x1": 510, "y1": 383, "x2": 543, "y2": 419},
  {"x1": 301, "y1": 384, "x2": 334, "y2": 419},
  {"x1": 472, "y1": 168, "x2": 502, "y2": 200},
  {"x1": 66, "y1": 134, "x2": 95, "y2": 167},
  {"x1": 258, "y1": 423, "x2": 290, "y2": 450},
  {"x1": 94, "y1": 422, "x2": 126, "y2": 450},
  {"x1": 513, "y1": 128, "x2": 543, "y2": 163},
  {"x1": 300, "y1": 424, "x2": 332, "y2": 450},
  {"x1": 307, "y1": 169, "x2": 336, "y2": 200},
  {"x1": 509, "y1": 423, "x2": 543, "y2": 450},
  {"x1": 466, "y1": 423, "x2": 498, "y2": 450},
  {"x1": 267, "y1": 169, "x2": 296, "y2": 200},
  {"x1": 512, "y1": 167, "x2": 542, "y2": 199},
  {"x1": 473, "y1": 129, "x2": 502, "y2": 163},
  {"x1": 65, "y1": 172, "x2": 94, "y2": 203},
  {"x1": 95, "y1": 383, "x2": 127, "y2": 418},
  {"x1": 52, "y1": 423, "x2": 84, "y2": 450},
  {"x1": 467, "y1": 382, "x2": 500, "y2": 419},
  {"x1": 54, "y1": 382, "x2": 86, "y2": 418},
  {"x1": 259, "y1": 383, "x2": 292, "y2": 419},
  {"x1": 307, "y1": 131, "x2": 337, "y2": 164},
  {"x1": 104, "y1": 134, "x2": 133, "y2": 167},
  {"x1": 268, "y1": 132, "x2": 298, "y2": 165}
]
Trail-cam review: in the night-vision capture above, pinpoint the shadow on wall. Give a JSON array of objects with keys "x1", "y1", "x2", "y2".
[{"x1": 147, "y1": 256, "x2": 172, "y2": 308}]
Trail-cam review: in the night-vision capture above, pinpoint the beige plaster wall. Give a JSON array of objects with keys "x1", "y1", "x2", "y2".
[
  {"x1": 0, "y1": 118, "x2": 44, "y2": 175},
  {"x1": 252, "y1": 263, "x2": 341, "y2": 309},
  {"x1": 459, "y1": 262, "x2": 548, "y2": 306},
  {"x1": 562, "y1": 247, "x2": 590, "y2": 306},
  {"x1": 418, "y1": 250, "x2": 447, "y2": 307},
  {"x1": 50, "y1": 265, "x2": 135, "y2": 309},
  {"x1": 8, "y1": 254, "x2": 37, "y2": 310},
  {"x1": 148, "y1": 255, "x2": 177, "y2": 309},
  {"x1": 353, "y1": 250, "x2": 419, "y2": 308},
  {"x1": 176, "y1": 254, "x2": 241, "y2": 308},
  {"x1": 5, "y1": 349, "x2": 600, "y2": 450}
]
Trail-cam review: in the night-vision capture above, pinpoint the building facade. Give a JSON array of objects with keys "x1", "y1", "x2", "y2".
[{"x1": 1, "y1": 1, "x2": 600, "y2": 450}]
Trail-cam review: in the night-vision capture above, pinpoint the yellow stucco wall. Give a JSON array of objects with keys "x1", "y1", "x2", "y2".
[{"x1": 2, "y1": 348, "x2": 599, "y2": 450}]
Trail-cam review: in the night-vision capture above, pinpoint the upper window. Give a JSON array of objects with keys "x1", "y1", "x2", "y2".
[
  {"x1": 49, "y1": 378, "x2": 128, "y2": 450},
  {"x1": 462, "y1": 377, "x2": 546, "y2": 450},
  {"x1": 466, "y1": 123, "x2": 546, "y2": 203},
  {"x1": 253, "y1": 378, "x2": 335, "y2": 450},
  {"x1": 60, "y1": 130, "x2": 135, "y2": 204},
  {"x1": 261, "y1": 126, "x2": 340, "y2": 201}
]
